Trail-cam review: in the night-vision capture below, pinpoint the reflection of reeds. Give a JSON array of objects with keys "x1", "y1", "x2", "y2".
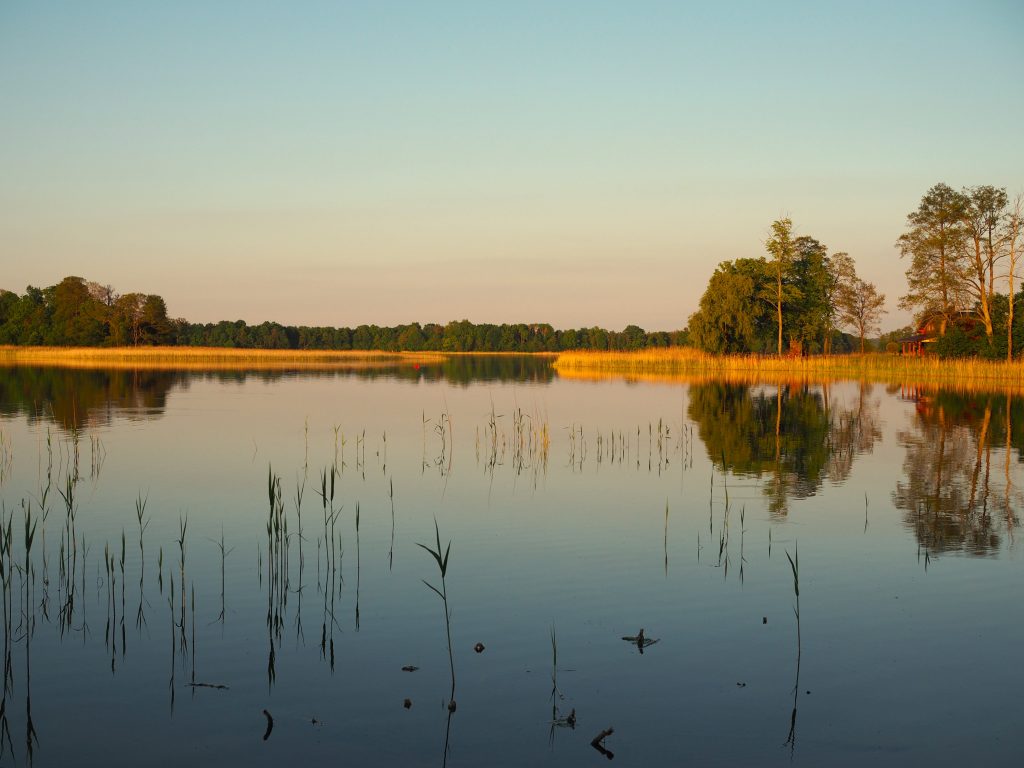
[
  {"x1": 265, "y1": 468, "x2": 290, "y2": 684},
  {"x1": 58, "y1": 476, "x2": 77, "y2": 612},
  {"x1": 176, "y1": 515, "x2": 189, "y2": 661},
  {"x1": 135, "y1": 494, "x2": 149, "y2": 580},
  {"x1": 0, "y1": 431, "x2": 12, "y2": 487},
  {"x1": 168, "y1": 574, "x2": 176, "y2": 713},
  {"x1": 212, "y1": 527, "x2": 233, "y2": 625},
  {"x1": 0, "y1": 504, "x2": 12, "y2": 708},
  {"x1": 548, "y1": 625, "x2": 576, "y2": 744},
  {"x1": 314, "y1": 465, "x2": 342, "y2": 671},
  {"x1": 663, "y1": 501, "x2": 669, "y2": 577},
  {"x1": 89, "y1": 435, "x2": 105, "y2": 479},
  {"x1": 355, "y1": 502, "x2": 361, "y2": 631},
  {"x1": 22, "y1": 503, "x2": 38, "y2": 638}
]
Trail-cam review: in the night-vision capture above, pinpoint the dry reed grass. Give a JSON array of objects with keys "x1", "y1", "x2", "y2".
[
  {"x1": 0, "y1": 346, "x2": 446, "y2": 371},
  {"x1": 553, "y1": 347, "x2": 1024, "y2": 393}
]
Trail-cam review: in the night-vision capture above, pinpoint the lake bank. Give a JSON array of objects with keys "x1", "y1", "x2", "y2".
[
  {"x1": 552, "y1": 347, "x2": 1024, "y2": 388},
  {"x1": 0, "y1": 345, "x2": 448, "y2": 371}
]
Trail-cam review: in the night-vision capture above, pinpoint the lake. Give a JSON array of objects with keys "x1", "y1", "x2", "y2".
[{"x1": 0, "y1": 359, "x2": 1021, "y2": 766}]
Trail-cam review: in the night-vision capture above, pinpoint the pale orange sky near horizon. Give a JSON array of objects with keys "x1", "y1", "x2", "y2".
[{"x1": 2, "y1": 1, "x2": 1022, "y2": 333}]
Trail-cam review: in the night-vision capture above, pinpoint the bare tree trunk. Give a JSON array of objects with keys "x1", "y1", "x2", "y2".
[
  {"x1": 970, "y1": 235, "x2": 995, "y2": 341},
  {"x1": 777, "y1": 282, "x2": 783, "y2": 356},
  {"x1": 775, "y1": 384, "x2": 782, "y2": 461},
  {"x1": 1008, "y1": 197, "x2": 1022, "y2": 361}
]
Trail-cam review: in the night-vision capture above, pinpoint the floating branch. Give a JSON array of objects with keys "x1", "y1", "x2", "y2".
[
  {"x1": 591, "y1": 727, "x2": 615, "y2": 759},
  {"x1": 621, "y1": 627, "x2": 659, "y2": 653}
]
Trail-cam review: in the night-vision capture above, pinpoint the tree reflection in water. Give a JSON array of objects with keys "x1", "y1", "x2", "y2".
[
  {"x1": 0, "y1": 367, "x2": 180, "y2": 431},
  {"x1": 893, "y1": 386, "x2": 1023, "y2": 555},
  {"x1": 688, "y1": 381, "x2": 883, "y2": 516},
  {"x1": 0, "y1": 357, "x2": 555, "y2": 433}
]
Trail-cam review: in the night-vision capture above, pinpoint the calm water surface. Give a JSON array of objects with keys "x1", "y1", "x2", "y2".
[{"x1": 0, "y1": 360, "x2": 1021, "y2": 766}]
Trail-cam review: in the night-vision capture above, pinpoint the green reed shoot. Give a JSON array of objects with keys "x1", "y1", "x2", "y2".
[
  {"x1": 177, "y1": 515, "x2": 188, "y2": 651},
  {"x1": 417, "y1": 519, "x2": 456, "y2": 707},
  {"x1": 550, "y1": 625, "x2": 561, "y2": 701},
  {"x1": 355, "y1": 502, "x2": 361, "y2": 630},
  {"x1": 785, "y1": 543, "x2": 801, "y2": 653},
  {"x1": 294, "y1": 475, "x2": 305, "y2": 571},
  {"x1": 784, "y1": 542, "x2": 802, "y2": 753},
  {"x1": 22, "y1": 501, "x2": 38, "y2": 629},
  {"x1": 388, "y1": 478, "x2": 395, "y2": 571},
  {"x1": 0, "y1": 504, "x2": 12, "y2": 646},
  {"x1": 58, "y1": 474, "x2": 77, "y2": 585},
  {"x1": 663, "y1": 500, "x2": 669, "y2": 577}
]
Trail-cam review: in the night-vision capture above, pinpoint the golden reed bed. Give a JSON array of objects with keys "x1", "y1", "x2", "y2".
[
  {"x1": 0, "y1": 346, "x2": 447, "y2": 372},
  {"x1": 552, "y1": 347, "x2": 1024, "y2": 394}
]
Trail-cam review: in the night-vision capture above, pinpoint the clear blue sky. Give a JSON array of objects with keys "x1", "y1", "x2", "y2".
[{"x1": 2, "y1": 1, "x2": 1022, "y2": 331}]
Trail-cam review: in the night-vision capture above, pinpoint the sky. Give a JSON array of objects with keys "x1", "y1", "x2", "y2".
[{"x1": 2, "y1": 1, "x2": 1023, "y2": 332}]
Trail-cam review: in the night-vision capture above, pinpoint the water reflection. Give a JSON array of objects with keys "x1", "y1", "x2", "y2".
[
  {"x1": 2, "y1": 365, "x2": 1024, "y2": 765},
  {"x1": 893, "y1": 387, "x2": 1023, "y2": 555},
  {"x1": 688, "y1": 381, "x2": 883, "y2": 515},
  {"x1": 0, "y1": 357, "x2": 554, "y2": 431},
  {"x1": 0, "y1": 367, "x2": 180, "y2": 430}
]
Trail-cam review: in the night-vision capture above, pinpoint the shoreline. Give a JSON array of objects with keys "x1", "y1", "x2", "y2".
[
  {"x1": 552, "y1": 347, "x2": 1024, "y2": 387},
  {"x1": 0, "y1": 345, "x2": 448, "y2": 371},
  {"x1": 6, "y1": 345, "x2": 1024, "y2": 391}
]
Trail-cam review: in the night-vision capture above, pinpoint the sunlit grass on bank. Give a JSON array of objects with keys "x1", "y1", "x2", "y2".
[
  {"x1": 0, "y1": 346, "x2": 447, "y2": 371},
  {"x1": 553, "y1": 347, "x2": 1024, "y2": 390}
]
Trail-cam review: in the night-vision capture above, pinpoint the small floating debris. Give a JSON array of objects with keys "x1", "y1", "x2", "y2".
[
  {"x1": 447, "y1": 699, "x2": 457, "y2": 712},
  {"x1": 621, "y1": 628, "x2": 659, "y2": 652},
  {"x1": 551, "y1": 708, "x2": 576, "y2": 729},
  {"x1": 590, "y1": 726, "x2": 615, "y2": 759},
  {"x1": 262, "y1": 709, "x2": 274, "y2": 741},
  {"x1": 736, "y1": 682, "x2": 747, "y2": 688},
  {"x1": 473, "y1": 642, "x2": 485, "y2": 653},
  {"x1": 763, "y1": 616, "x2": 768, "y2": 624},
  {"x1": 401, "y1": 665, "x2": 419, "y2": 672},
  {"x1": 403, "y1": 698, "x2": 412, "y2": 709},
  {"x1": 187, "y1": 682, "x2": 229, "y2": 690}
]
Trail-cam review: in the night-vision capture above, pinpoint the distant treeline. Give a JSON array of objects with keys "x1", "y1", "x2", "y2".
[{"x1": 0, "y1": 276, "x2": 689, "y2": 352}]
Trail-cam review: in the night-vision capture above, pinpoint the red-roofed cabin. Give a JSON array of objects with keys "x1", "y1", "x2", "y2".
[{"x1": 897, "y1": 312, "x2": 978, "y2": 356}]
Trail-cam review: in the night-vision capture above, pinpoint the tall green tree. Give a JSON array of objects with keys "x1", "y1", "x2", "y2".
[
  {"x1": 688, "y1": 259, "x2": 769, "y2": 353},
  {"x1": 139, "y1": 295, "x2": 174, "y2": 344},
  {"x1": 787, "y1": 236, "x2": 831, "y2": 353},
  {"x1": 0, "y1": 290, "x2": 18, "y2": 330},
  {"x1": 46, "y1": 276, "x2": 105, "y2": 346},
  {"x1": 897, "y1": 183, "x2": 970, "y2": 333},
  {"x1": 763, "y1": 219, "x2": 801, "y2": 355},
  {"x1": 113, "y1": 293, "x2": 145, "y2": 345},
  {"x1": 0, "y1": 286, "x2": 48, "y2": 344}
]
